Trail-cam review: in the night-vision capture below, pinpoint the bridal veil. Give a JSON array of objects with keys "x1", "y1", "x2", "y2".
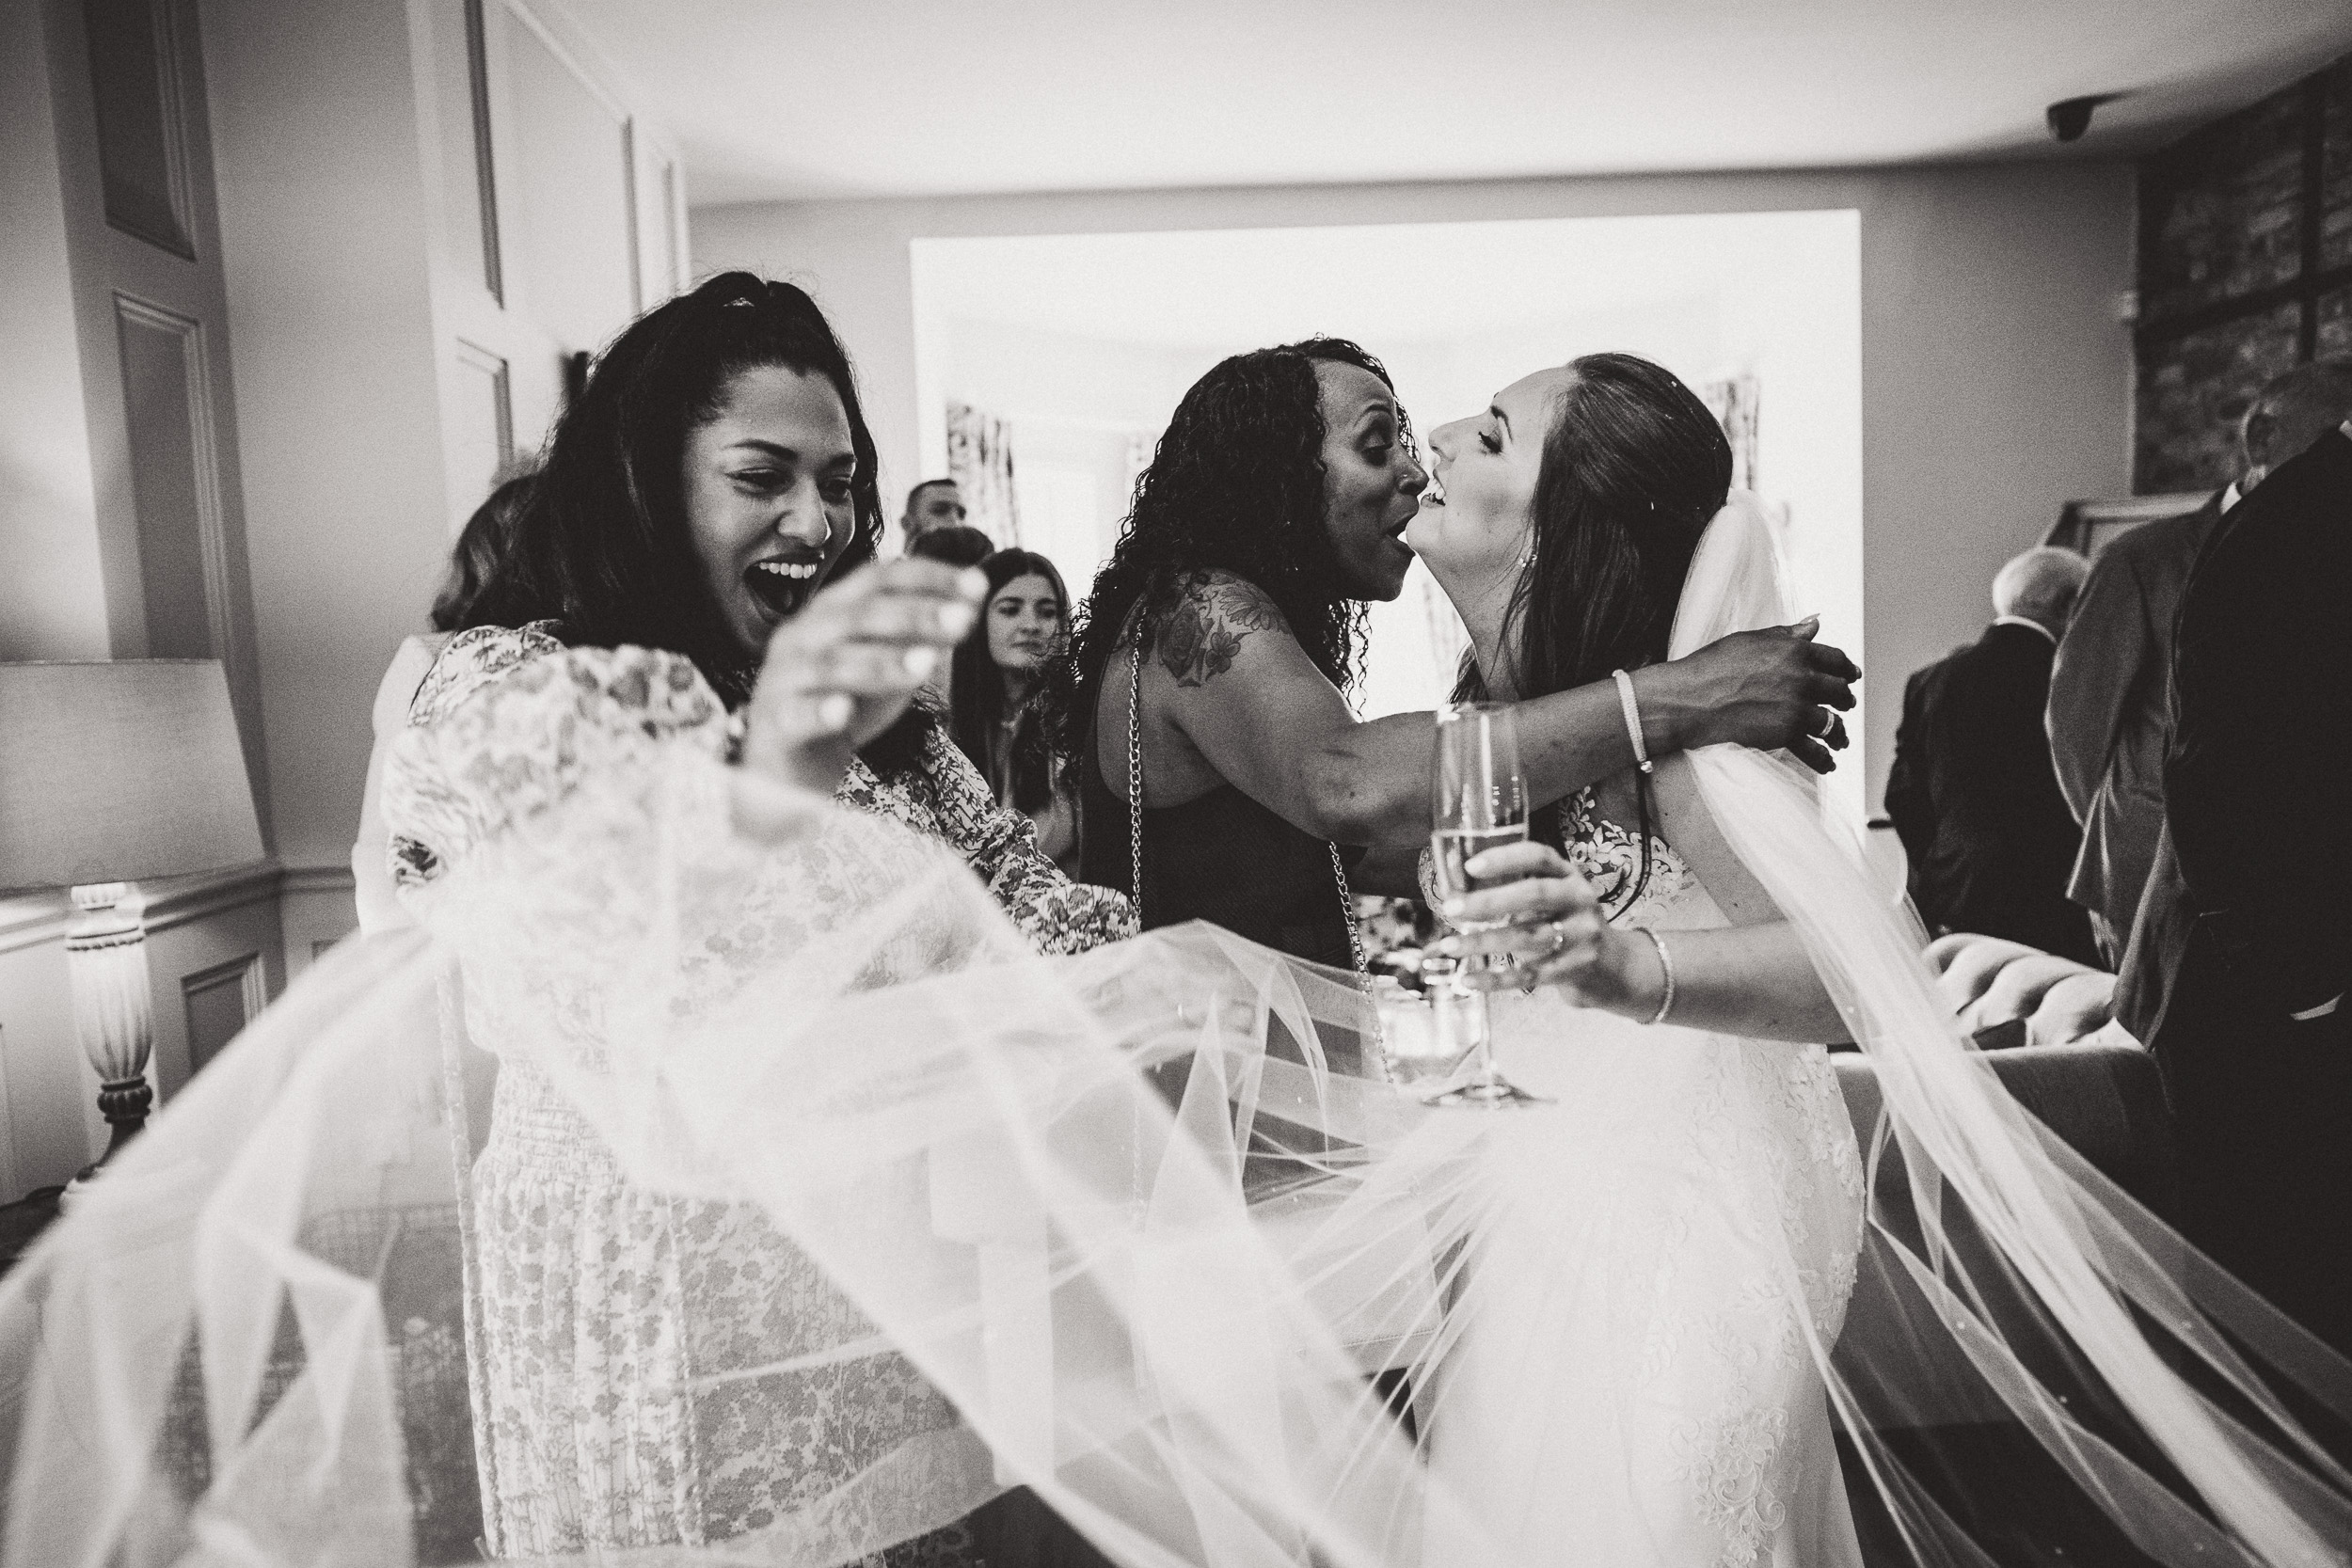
[{"x1": 1, "y1": 497, "x2": 2346, "y2": 1566}]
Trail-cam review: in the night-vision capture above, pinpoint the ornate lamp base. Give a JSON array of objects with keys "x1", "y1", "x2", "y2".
[
  {"x1": 62, "y1": 882, "x2": 155, "y2": 1190},
  {"x1": 72, "y1": 1075, "x2": 154, "y2": 1185}
]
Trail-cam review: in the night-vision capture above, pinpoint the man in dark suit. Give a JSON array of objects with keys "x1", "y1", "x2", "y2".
[
  {"x1": 2045, "y1": 488, "x2": 2229, "y2": 964},
  {"x1": 1887, "y1": 547, "x2": 2099, "y2": 965},
  {"x1": 2120, "y1": 361, "x2": 2352, "y2": 1353}
]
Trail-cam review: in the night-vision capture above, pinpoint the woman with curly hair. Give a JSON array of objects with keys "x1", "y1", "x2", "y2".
[{"x1": 1050, "y1": 337, "x2": 1860, "y2": 967}]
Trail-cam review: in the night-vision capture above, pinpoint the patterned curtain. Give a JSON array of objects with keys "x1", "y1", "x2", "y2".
[
  {"x1": 1120, "y1": 430, "x2": 1157, "y2": 522},
  {"x1": 1699, "y1": 374, "x2": 1762, "y2": 493},
  {"x1": 946, "y1": 402, "x2": 1020, "y2": 545}
]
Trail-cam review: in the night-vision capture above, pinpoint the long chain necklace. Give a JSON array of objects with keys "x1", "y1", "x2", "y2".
[{"x1": 1126, "y1": 634, "x2": 1366, "y2": 978}]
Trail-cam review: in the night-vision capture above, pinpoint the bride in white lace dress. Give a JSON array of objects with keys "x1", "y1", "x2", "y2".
[{"x1": 1406, "y1": 354, "x2": 1867, "y2": 1566}]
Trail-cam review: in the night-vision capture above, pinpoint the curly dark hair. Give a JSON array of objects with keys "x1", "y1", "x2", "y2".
[
  {"x1": 462, "y1": 271, "x2": 931, "y2": 772},
  {"x1": 1044, "y1": 336, "x2": 1411, "y2": 783}
]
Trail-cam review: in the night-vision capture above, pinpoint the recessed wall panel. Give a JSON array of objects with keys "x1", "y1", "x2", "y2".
[
  {"x1": 450, "y1": 339, "x2": 514, "y2": 518},
  {"x1": 83, "y1": 0, "x2": 195, "y2": 257},
  {"x1": 115, "y1": 297, "x2": 216, "y2": 658},
  {"x1": 431, "y1": 0, "x2": 502, "y2": 298},
  {"x1": 181, "y1": 953, "x2": 261, "y2": 1073},
  {"x1": 501, "y1": 7, "x2": 634, "y2": 352},
  {"x1": 660, "y1": 158, "x2": 682, "y2": 298}
]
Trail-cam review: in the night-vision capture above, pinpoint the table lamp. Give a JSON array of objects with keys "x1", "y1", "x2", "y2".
[{"x1": 0, "y1": 661, "x2": 265, "y2": 1176}]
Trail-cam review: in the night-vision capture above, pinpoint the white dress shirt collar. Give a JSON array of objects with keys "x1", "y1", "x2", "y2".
[{"x1": 1993, "y1": 615, "x2": 2057, "y2": 644}]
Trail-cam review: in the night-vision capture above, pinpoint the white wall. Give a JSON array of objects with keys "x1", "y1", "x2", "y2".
[
  {"x1": 695, "y1": 162, "x2": 2137, "y2": 811},
  {"x1": 0, "y1": 0, "x2": 679, "y2": 1197},
  {"x1": 0, "y1": 0, "x2": 111, "y2": 664},
  {"x1": 204, "y1": 0, "x2": 685, "y2": 969}
]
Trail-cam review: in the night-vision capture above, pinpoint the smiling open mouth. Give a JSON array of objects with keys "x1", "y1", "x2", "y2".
[{"x1": 744, "y1": 556, "x2": 822, "y2": 622}]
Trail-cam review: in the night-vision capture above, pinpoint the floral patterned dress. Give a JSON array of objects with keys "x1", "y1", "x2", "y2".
[{"x1": 383, "y1": 625, "x2": 1135, "y2": 1562}]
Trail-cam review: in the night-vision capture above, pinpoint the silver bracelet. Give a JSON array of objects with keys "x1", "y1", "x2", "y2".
[
  {"x1": 1631, "y1": 926, "x2": 1676, "y2": 1025},
  {"x1": 1611, "y1": 669, "x2": 1654, "y2": 775}
]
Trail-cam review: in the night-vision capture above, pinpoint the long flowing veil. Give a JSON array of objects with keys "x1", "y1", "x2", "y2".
[
  {"x1": 1666, "y1": 493, "x2": 2352, "y2": 1564},
  {"x1": 4, "y1": 498, "x2": 2347, "y2": 1567},
  {"x1": 0, "y1": 725, "x2": 1472, "y2": 1566}
]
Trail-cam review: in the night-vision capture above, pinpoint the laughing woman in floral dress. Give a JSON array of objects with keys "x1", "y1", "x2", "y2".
[{"x1": 382, "y1": 274, "x2": 1130, "y2": 1561}]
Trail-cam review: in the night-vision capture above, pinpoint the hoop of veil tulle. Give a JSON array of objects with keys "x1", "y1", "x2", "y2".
[{"x1": 0, "y1": 491, "x2": 2345, "y2": 1567}]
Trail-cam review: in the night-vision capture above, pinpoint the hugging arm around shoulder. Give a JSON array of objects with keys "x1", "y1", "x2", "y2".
[{"x1": 1152, "y1": 572, "x2": 1642, "y2": 847}]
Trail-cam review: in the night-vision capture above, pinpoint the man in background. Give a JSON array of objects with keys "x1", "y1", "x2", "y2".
[
  {"x1": 2121, "y1": 359, "x2": 2352, "y2": 1353},
  {"x1": 899, "y1": 478, "x2": 968, "y2": 546},
  {"x1": 2045, "y1": 451, "x2": 2237, "y2": 963},
  {"x1": 1887, "y1": 546, "x2": 2097, "y2": 964}
]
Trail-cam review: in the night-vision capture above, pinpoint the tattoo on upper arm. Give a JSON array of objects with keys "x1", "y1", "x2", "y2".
[{"x1": 1153, "y1": 574, "x2": 1291, "y2": 688}]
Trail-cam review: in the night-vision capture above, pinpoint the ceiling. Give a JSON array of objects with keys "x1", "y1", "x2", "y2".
[{"x1": 553, "y1": 0, "x2": 2352, "y2": 207}]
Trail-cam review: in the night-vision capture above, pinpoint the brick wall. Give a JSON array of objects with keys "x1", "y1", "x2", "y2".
[{"x1": 2135, "y1": 53, "x2": 2352, "y2": 492}]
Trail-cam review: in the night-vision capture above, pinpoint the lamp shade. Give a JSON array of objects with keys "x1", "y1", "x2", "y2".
[{"x1": 0, "y1": 661, "x2": 264, "y2": 891}]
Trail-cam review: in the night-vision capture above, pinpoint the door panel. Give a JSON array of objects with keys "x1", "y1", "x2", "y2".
[
  {"x1": 114, "y1": 295, "x2": 217, "y2": 658},
  {"x1": 501, "y1": 4, "x2": 634, "y2": 353},
  {"x1": 82, "y1": 0, "x2": 195, "y2": 258}
]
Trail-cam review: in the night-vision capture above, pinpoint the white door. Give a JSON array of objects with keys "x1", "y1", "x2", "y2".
[{"x1": 50, "y1": 0, "x2": 271, "y2": 826}]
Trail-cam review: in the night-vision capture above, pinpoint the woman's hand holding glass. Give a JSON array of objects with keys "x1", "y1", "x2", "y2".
[
  {"x1": 732, "y1": 560, "x2": 986, "y2": 836},
  {"x1": 1431, "y1": 842, "x2": 1666, "y2": 1016}
]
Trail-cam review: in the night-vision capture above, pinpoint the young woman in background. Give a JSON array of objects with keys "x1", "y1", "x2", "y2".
[{"x1": 950, "y1": 547, "x2": 1082, "y2": 876}]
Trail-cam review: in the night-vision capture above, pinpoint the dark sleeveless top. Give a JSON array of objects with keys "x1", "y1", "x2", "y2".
[{"x1": 1078, "y1": 701, "x2": 1361, "y2": 968}]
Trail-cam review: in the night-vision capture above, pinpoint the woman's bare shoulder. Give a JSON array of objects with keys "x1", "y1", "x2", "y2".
[{"x1": 1148, "y1": 570, "x2": 1295, "y2": 689}]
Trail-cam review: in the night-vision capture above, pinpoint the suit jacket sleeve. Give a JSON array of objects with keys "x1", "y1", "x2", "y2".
[
  {"x1": 1884, "y1": 668, "x2": 1932, "y2": 866},
  {"x1": 2167, "y1": 436, "x2": 2352, "y2": 1017},
  {"x1": 2045, "y1": 546, "x2": 2146, "y2": 826}
]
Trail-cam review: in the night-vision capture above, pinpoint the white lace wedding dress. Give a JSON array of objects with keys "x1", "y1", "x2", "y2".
[{"x1": 1422, "y1": 789, "x2": 1867, "y2": 1568}]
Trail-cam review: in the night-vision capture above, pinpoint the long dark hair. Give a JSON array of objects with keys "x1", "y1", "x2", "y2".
[
  {"x1": 464, "y1": 273, "x2": 930, "y2": 769},
  {"x1": 1047, "y1": 337, "x2": 1410, "y2": 781},
  {"x1": 430, "y1": 471, "x2": 532, "y2": 632},
  {"x1": 948, "y1": 548, "x2": 1069, "y2": 814},
  {"x1": 1457, "y1": 353, "x2": 1730, "y2": 876}
]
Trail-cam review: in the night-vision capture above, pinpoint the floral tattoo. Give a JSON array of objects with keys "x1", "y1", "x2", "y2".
[{"x1": 1153, "y1": 574, "x2": 1291, "y2": 687}]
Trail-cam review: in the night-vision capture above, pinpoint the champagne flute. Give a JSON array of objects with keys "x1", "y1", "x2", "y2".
[{"x1": 1422, "y1": 703, "x2": 1548, "y2": 1108}]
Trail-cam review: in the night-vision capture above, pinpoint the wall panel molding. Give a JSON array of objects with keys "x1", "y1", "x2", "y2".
[
  {"x1": 5, "y1": 862, "x2": 319, "y2": 957},
  {"x1": 498, "y1": 0, "x2": 635, "y2": 355},
  {"x1": 84, "y1": 0, "x2": 199, "y2": 259},
  {"x1": 462, "y1": 0, "x2": 503, "y2": 301},
  {"x1": 280, "y1": 863, "x2": 357, "y2": 897},
  {"x1": 452, "y1": 337, "x2": 514, "y2": 491},
  {"x1": 112, "y1": 293, "x2": 230, "y2": 662},
  {"x1": 179, "y1": 950, "x2": 262, "y2": 1074},
  {"x1": 0, "y1": 895, "x2": 73, "y2": 960},
  {"x1": 137, "y1": 858, "x2": 281, "y2": 934}
]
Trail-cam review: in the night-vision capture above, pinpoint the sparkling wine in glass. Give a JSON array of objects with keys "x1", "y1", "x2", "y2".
[{"x1": 1424, "y1": 703, "x2": 1547, "y2": 1107}]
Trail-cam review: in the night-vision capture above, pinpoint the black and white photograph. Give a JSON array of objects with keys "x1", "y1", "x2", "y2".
[{"x1": 2, "y1": 1, "x2": 2349, "y2": 1562}]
